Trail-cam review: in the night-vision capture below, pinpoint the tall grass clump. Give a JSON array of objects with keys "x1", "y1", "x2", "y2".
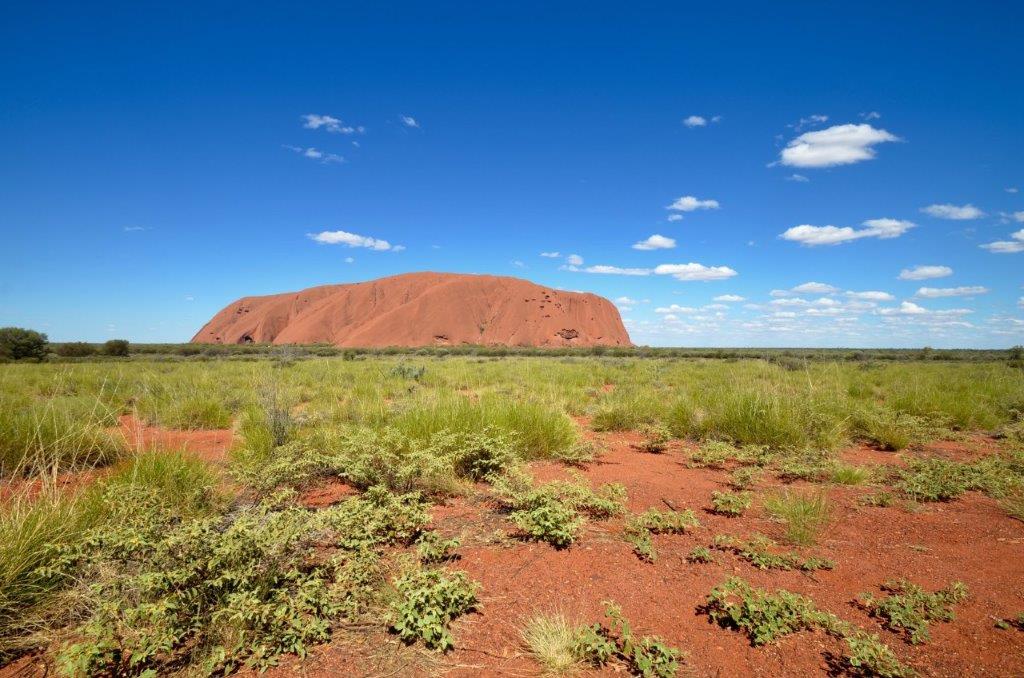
[
  {"x1": 385, "y1": 395, "x2": 578, "y2": 460},
  {"x1": 521, "y1": 613, "x2": 585, "y2": 674},
  {"x1": 0, "y1": 397, "x2": 125, "y2": 478},
  {"x1": 763, "y1": 490, "x2": 831, "y2": 546}
]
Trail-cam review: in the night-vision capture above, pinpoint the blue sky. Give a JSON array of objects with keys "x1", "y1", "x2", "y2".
[{"x1": 1, "y1": 1, "x2": 1022, "y2": 348}]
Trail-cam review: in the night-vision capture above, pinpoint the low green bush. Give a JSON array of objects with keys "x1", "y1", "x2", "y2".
[
  {"x1": 390, "y1": 567, "x2": 478, "y2": 651},
  {"x1": 860, "y1": 580, "x2": 968, "y2": 644}
]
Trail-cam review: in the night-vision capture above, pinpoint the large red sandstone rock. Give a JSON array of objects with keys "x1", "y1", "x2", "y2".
[{"x1": 191, "y1": 272, "x2": 632, "y2": 348}]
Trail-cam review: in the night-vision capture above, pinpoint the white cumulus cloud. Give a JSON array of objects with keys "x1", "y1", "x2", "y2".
[
  {"x1": 780, "y1": 218, "x2": 914, "y2": 246},
  {"x1": 879, "y1": 301, "x2": 929, "y2": 316},
  {"x1": 921, "y1": 203, "x2": 985, "y2": 220},
  {"x1": 655, "y1": 304, "x2": 697, "y2": 314},
  {"x1": 714, "y1": 294, "x2": 745, "y2": 302},
  {"x1": 632, "y1": 234, "x2": 676, "y2": 250},
  {"x1": 980, "y1": 229, "x2": 1024, "y2": 253},
  {"x1": 779, "y1": 123, "x2": 900, "y2": 168},
  {"x1": 682, "y1": 115, "x2": 707, "y2": 128},
  {"x1": 566, "y1": 254, "x2": 584, "y2": 266},
  {"x1": 653, "y1": 263, "x2": 737, "y2": 281},
  {"x1": 307, "y1": 230, "x2": 400, "y2": 251},
  {"x1": 898, "y1": 265, "x2": 953, "y2": 280},
  {"x1": 540, "y1": 251, "x2": 561, "y2": 258},
  {"x1": 790, "y1": 282, "x2": 839, "y2": 294},
  {"x1": 915, "y1": 286, "x2": 989, "y2": 298},
  {"x1": 666, "y1": 196, "x2": 720, "y2": 212}
]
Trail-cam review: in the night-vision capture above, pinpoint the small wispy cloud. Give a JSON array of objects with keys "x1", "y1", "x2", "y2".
[
  {"x1": 915, "y1": 286, "x2": 989, "y2": 298},
  {"x1": 307, "y1": 230, "x2": 402, "y2": 251},
  {"x1": 1007, "y1": 187, "x2": 1019, "y2": 194},
  {"x1": 980, "y1": 229, "x2": 1024, "y2": 253},
  {"x1": 786, "y1": 174, "x2": 810, "y2": 183},
  {"x1": 920, "y1": 203, "x2": 985, "y2": 220},
  {"x1": 790, "y1": 114, "x2": 829, "y2": 131},
  {"x1": 778, "y1": 123, "x2": 900, "y2": 168},
  {"x1": 123, "y1": 226, "x2": 147, "y2": 232},
  {"x1": 400, "y1": 115, "x2": 420, "y2": 128},
  {"x1": 713, "y1": 294, "x2": 745, "y2": 302},
  {"x1": 898, "y1": 265, "x2": 953, "y2": 280},
  {"x1": 565, "y1": 254, "x2": 583, "y2": 266},
  {"x1": 540, "y1": 251, "x2": 561, "y2": 258},
  {"x1": 780, "y1": 218, "x2": 914, "y2": 246},
  {"x1": 632, "y1": 234, "x2": 676, "y2": 250},
  {"x1": 845, "y1": 290, "x2": 894, "y2": 301},
  {"x1": 284, "y1": 145, "x2": 344, "y2": 164},
  {"x1": 302, "y1": 114, "x2": 364, "y2": 134},
  {"x1": 682, "y1": 115, "x2": 719, "y2": 128}
]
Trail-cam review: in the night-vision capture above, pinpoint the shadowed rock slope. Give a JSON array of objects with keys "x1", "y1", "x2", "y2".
[{"x1": 191, "y1": 272, "x2": 632, "y2": 348}]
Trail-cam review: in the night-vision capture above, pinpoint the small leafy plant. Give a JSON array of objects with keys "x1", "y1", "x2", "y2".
[
  {"x1": 710, "y1": 490, "x2": 751, "y2": 517},
  {"x1": 860, "y1": 579, "x2": 968, "y2": 644},
  {"x1": 687, "y1": 546, "x2": 715, "y2": 564},
  {"x1": 390, "y1": 567, "x2": 479, "y2": 651},
  {"x1": 624, "y1": 509, "x2": 699, "y2": 562},
  {"x1": 636, "y1": 423, "x2": 672, "y2": 453},
  {"x1": 574, "y1": 602, "x2": 682, "y2": 677},
  {"x1": 711, "y1": 534, "x2": 833, "y2": 572},
  {"x1": 763, "y1": 490, "x2": 830, "y2": 546},
  {"x1": 703, "y1": 578, "x2": 909, "y2": 677}
]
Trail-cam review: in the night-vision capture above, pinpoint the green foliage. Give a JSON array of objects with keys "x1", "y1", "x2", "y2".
[
  {"x1": 623, "y1": 508, "x2": 698, "y2": 562},
  {"x1": 636, "y1": 423, "x2": 671, "y2": 453},
  {"x1": 763, "y1": 490, "x2": 830, "y2": 546},
  {"x1": 416, "y1": 532, "x2": 461, "y2": 564},
  {"x1": 54, "y1": 342, "x2": 97, "y2": 358},
  {"x1": 687, "y1": 546, "x2": 714, "y2": 564},
  {"x1": 497, "y1": 470, "x2": 625, "y2": 548},
  {"x1": 0, "y1": 395, "x2": 125, "y2": 478},
  {"x1": 0, "y1": 327, "x2": 49, "y2": 362},
  {"x1": 44, "y1": 485, "x2": 427, "y2": 675},
  {"x1": 391, "y1": 363, "x2": 426, "y2": 381},
  {"x1": 893, "y1": 453, "x2": 1024, "y2": 504},
  {"x1": 390, "y1": 567, "x2": 478, "y2": 651},
  {"x1": 729, "y1": 466, "x2": 761, "y2": 490},
  {"x1": 690, "y1": 441, "x2": 772, "y2": 469},
  {"x1": 859, "y1": 491, "x2": 895, "y2": 508},
  {"x1": 703, "y1": 578, "x2": 909, "y2": 677},
  {"x1": 711, "y1": 534, "x2": 833, "y2": 571},
  {"x1": 830, "y1": 464, "x2": 871, "y2": 485},
  {"x1": 102, "y1": 339, "x2": 130, "y2": 357},
  {"x1": 710, "y1": 491, "x2": 751, "y2": 517},
  {"x1": 860, "y1": 580, "x2": 968, "y2": 644},
  {"x1": 574, "y1": 602, "x2": 682, "y2": 677}
]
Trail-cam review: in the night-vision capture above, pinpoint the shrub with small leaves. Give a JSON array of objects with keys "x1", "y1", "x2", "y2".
[
  {"x1": 710, "y1": 491, "x2": 751, "y2": 517},
  {"x1": 390, "y1": 567, "x2": 478, "y2": 651},
  {"x1": 574, "y1": 602, "x2": 682, "y2": 677},
  {"x1": 624, "y1": 509, "x2": 699, "y2": 562},
  {"x1": 860, "y1": 580, "x2": 968, "y2": 644},
  {"x1": 703, "y1": 578, "x2": 909, "y2": 677},
  {"x1": 687, "y1": 546, "x2": 715, "y2": 564},
  {"x1": 416, "y1": 532, "x2": 461, "y2": 564},
  {"x1": 711, "y1": 534, "x2": 833, "y2": 572},
  {"x1": 637, "y1": 423, "x2": 672, "y2": 453}
]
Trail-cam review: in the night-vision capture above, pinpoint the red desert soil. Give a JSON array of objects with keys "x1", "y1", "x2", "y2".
[
  {"x1": 114, "y1": 414, "x2": 234, "y2": 463},
  {"x1": 278, "y1": 429, "x2": 1024, "y2": 678},
  {"x1": 191, "y1": 272, "x2": 632, "y2": 348}
]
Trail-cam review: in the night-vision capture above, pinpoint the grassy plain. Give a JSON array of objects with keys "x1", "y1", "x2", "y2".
[{"x1": 1, "y1": 354, "x2": 1023, "y2": 676}]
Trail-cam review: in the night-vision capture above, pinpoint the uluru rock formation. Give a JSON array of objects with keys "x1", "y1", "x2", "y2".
[{"x1": 191, "y1": 272, "x2": 632, "y2": 348}]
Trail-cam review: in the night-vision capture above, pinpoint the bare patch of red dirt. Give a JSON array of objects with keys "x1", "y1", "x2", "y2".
[
  {"x1": 114, "y1": 415, "x2": 234, "y2": 463},
  {"x1": 298, "y1": 478, "x2": 358, "y2": 508}
]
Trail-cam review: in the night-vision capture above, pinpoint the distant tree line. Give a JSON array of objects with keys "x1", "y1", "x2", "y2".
[{"x1": 2, "y1": 326, "x2": 1022, "y2": 365}]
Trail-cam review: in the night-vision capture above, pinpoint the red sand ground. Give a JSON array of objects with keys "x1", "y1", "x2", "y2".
[
  {"x1": 191, "y1": 272, "x2": 632, "y2": 348},
  {"x1": 270, "y1": 428, "x2": 1024, "y2": 677}
]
